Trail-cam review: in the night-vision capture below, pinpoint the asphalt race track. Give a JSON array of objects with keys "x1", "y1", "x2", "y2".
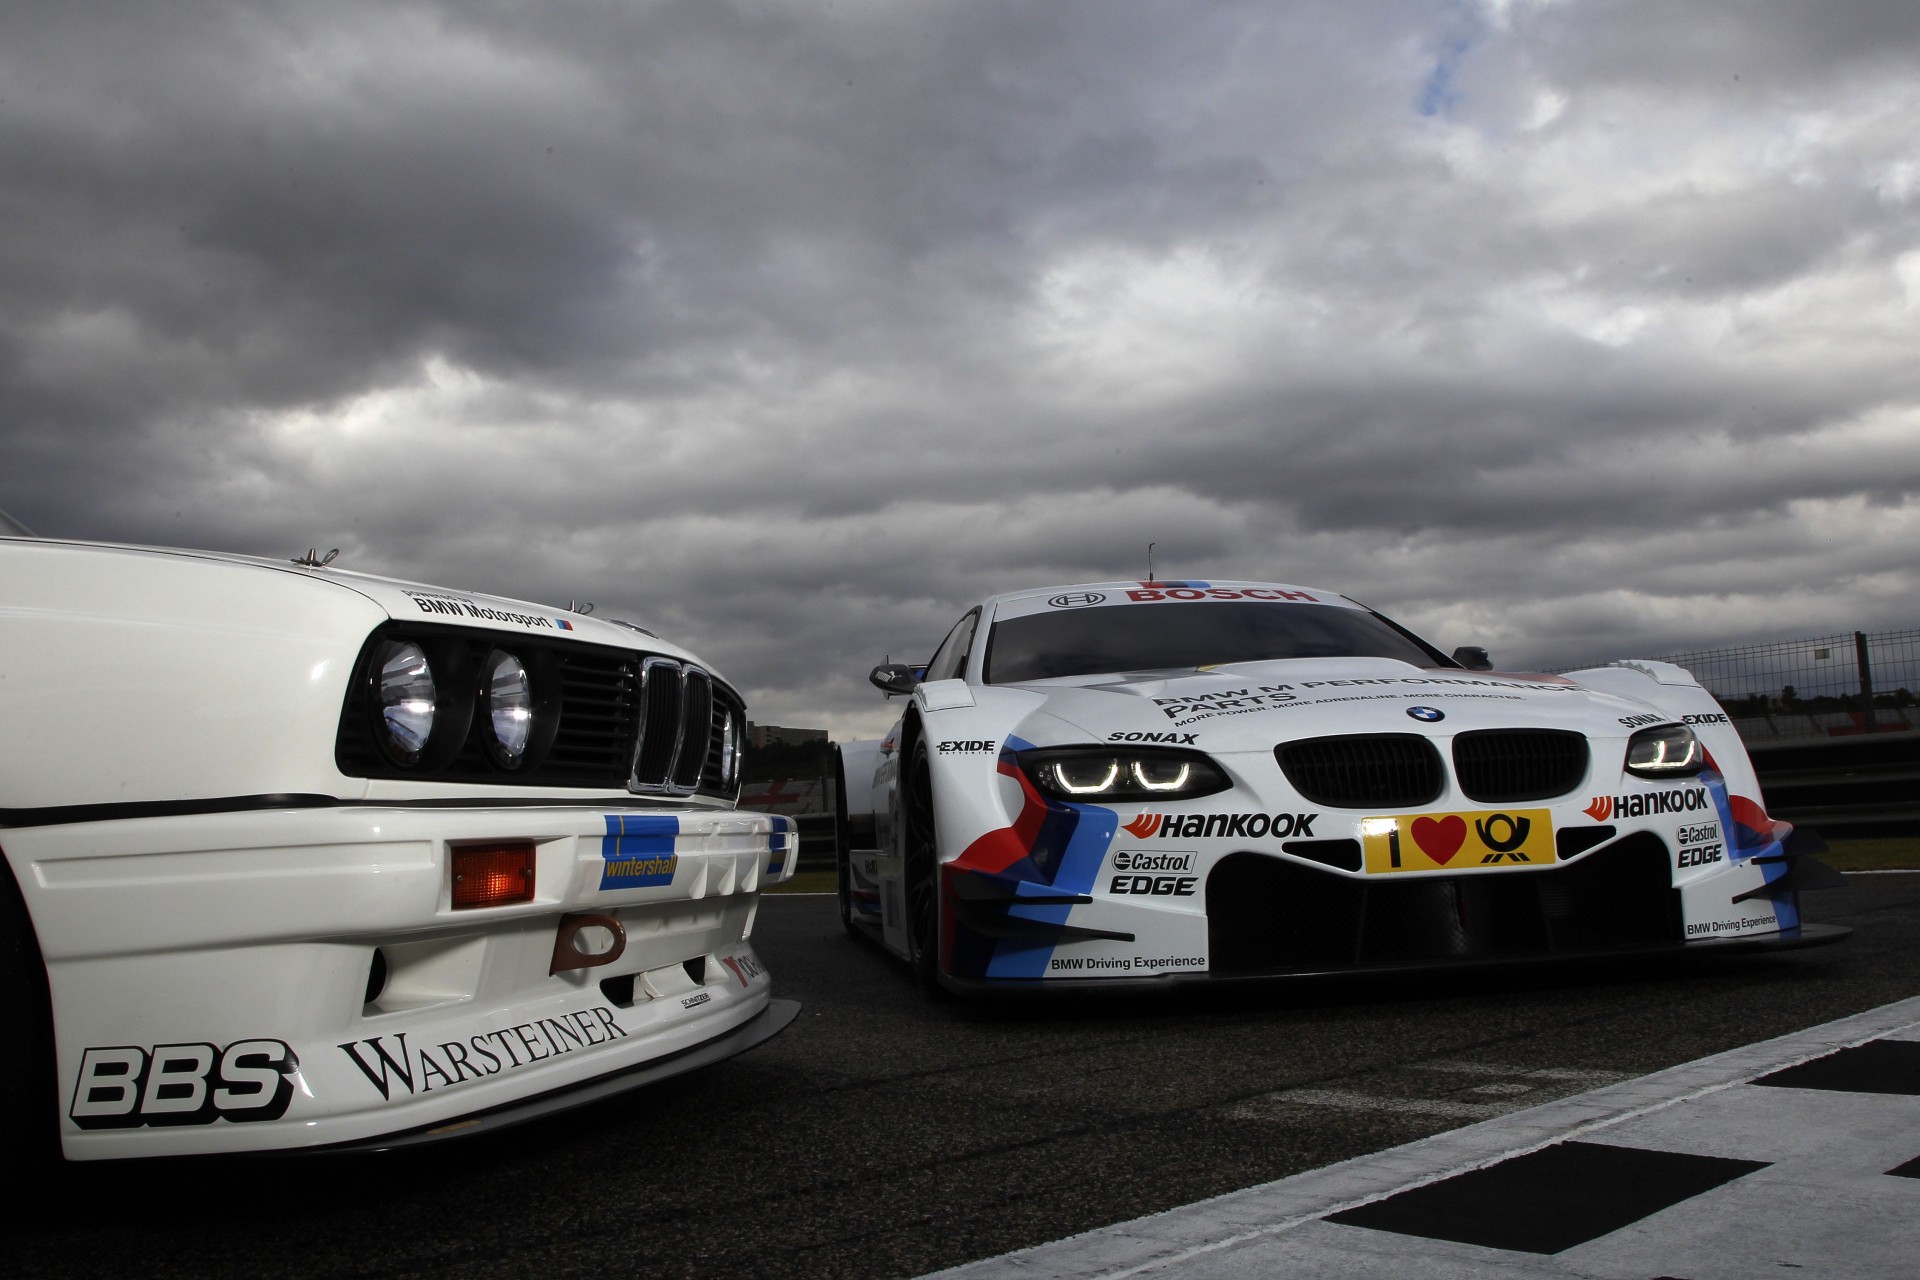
[{"x1": 4, "y1": 876, "x2": 1917, "y2": 1280}]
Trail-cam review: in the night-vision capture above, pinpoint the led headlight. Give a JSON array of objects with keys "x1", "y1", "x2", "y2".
[
  {"x1": 1017, "y1": 747, "x2": 1231, "y2": 802},
  {"x1": 375, "y1": 639, "x2": 437, "y2": 763},
  {"x1": 483, "y1": 649, "x2": 534, "y2": 767},
  {"x1": 1624, "y1": 723, "x2": 1703, "y2": 778}
]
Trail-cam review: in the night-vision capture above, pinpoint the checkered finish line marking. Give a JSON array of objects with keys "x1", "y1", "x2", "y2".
[
  {"x1": 1326, "y1": 1141, "x2": 1770, "y2": 1254},
  {"x1": 924, "y1": 994, "x2": 1920, "y2": 1280}
]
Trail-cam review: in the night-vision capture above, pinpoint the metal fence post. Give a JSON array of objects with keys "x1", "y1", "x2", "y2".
[{"x1": 1856, "y1": 630, "x2": 1876, "y2": 731}]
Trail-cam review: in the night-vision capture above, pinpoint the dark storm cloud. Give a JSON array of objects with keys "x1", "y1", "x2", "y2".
[
  {"x1": 3, "y1": 0, "x2": 1917, "y2": 734},
  {"x1": 1513, "y1": 0, "x2": 1920, "y2": 92}
]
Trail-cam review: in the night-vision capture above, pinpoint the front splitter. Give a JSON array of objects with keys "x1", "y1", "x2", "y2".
[
  {"x1": 316, "y1": 997, "x2": 802, "y2": 1153},
  {"x1": 937, "y1": 924, "x2": 1854, "y2": 996}
]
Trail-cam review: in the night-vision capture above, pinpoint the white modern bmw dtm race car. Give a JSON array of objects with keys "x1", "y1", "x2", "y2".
[
  {"x1": 836, "y1": 580, "x2": 1848, "y2": 993},
  {"x1": 0, "y1": 517, "x2": 797, "y2": 1160}
]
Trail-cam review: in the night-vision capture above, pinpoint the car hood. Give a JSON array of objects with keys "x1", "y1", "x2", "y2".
[
  {"x1": 8, "y1": 535, "x2": 711, "y2": 671},
  {"x1": 1007, "y1": 656, "x2": 1654, "y2": 749}
]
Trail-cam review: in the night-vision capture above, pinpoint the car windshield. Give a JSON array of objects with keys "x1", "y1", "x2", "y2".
[
  {"x1": 0, "y1": 506, "x2": 33, "y2": 537},
  {"x1": 983, "y1": 601, "x2": 1448, "y2": 684}
]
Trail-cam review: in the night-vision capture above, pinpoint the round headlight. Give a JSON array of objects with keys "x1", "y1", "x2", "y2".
[
  {"x1": 484, "y1": 649, "x2": 534, "y2": 766},
  {"x1": 719, "y1": 709, "x2": 739, "y2": 788},
  {"x1": 376, "y1": 640, "x2": 436, "y2": 761}
]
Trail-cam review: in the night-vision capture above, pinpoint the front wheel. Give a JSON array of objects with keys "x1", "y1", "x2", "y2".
[{"x1": 902, "y1": 742, "x2": 946, "y2": 996}]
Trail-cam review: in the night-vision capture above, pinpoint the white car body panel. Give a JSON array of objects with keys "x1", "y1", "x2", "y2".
[
  {"x1": 839, "y1": 580, "x2": 1844, "y2": 990},
  {"x1": 1, "y1": 536, "x2": 795, "y2": 1158}
]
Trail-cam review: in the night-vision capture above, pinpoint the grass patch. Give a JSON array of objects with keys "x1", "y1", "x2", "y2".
[
  {"x1": 766, "y1": 870, "x2": 836, "y2": 894},
  {"x1": 1821, "y1": 838, "x2": 1920, "y2": 872}
]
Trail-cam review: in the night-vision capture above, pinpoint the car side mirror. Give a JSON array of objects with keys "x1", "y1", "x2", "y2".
[
  {"x1": 1451, "y1": 645, "x2": 1493, "y2": 671},
  {"x1": 869, "y1": 663, "x2": 925, "y2": 696}
]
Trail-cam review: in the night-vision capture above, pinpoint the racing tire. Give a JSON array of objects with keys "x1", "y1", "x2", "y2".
[
  {"x1": 0, "y1": 857, "x2": 61, "y2": 1163},
  {"x1": 834, "y1": 750, "x2": 861, "y2": 940},
  {"x1": 902, "y1": 741, "x2": 947, "y2": 997}
]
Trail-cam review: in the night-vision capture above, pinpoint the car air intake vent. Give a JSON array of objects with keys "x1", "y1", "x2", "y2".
[
  {"x1": 541, "y1": 649, "x2": 640, "y2": 784},
  {"x1": 632, "y1": 658, "x2": 686, "y2": 789},
  {"x1": 672, "y1": 667, "x2": 713, "y2": 790},
  {"x1": 632, "y1": 659, "x2": 742, "y2": 798},
  {"x1": 1275, "y1": 735, "x2": 1445, "y2": 808},
  {"x1": 1452, "y1": 729, "x2": 1590, "y2": 803}
]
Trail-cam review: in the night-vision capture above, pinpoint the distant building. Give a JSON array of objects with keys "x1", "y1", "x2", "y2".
[
  {"x1": 738, "y1": 777, "x2": 826, "y2": 814},
  {"x1": 747, "y1": 723, "x2": 829, "y2": 749}
]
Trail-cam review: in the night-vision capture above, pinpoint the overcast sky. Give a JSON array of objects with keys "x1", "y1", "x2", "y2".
[{"x1": 4, "y1": 0, "x2": 1918, "y2": 738}]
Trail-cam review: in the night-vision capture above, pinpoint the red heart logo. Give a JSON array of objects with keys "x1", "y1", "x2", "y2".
[{"x1": 1411, "y1": 815, "x2": 1467, "y2": 864}]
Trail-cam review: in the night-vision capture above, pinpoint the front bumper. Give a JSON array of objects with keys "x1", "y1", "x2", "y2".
[
  {"x1": 328, "y1": 997, "x2": 802, "y2": 1152},
  {"x1": 2, "y1": 801, "x2": 797, "y2": 1159},
  {"x1": 940, "y1": 826, "x2": 1849, "y2": 990}
]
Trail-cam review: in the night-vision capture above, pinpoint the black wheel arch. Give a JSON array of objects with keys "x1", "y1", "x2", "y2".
[
  {"x1": 897, "y1": 712, "x2": 926, "y2": 786},
  {"x1": 0, "y1": 842, "x2": 63, "y2": 1160},
  {"x1": 897, "y1": 719, "x2": 951, "y2": 997}
]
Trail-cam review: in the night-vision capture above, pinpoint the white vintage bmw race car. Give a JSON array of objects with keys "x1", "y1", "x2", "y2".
[
  {"x1": 836, "y1": 580, "x2": 1848, "y2": 993},
  {"x1": 0, "y1": 519, "x2": 797, "y2": 1160}
]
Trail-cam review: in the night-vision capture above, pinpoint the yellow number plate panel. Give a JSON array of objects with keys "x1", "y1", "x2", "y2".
[{"x1": 1361, "y1": 809, "x2": 1555, "y2": 873}]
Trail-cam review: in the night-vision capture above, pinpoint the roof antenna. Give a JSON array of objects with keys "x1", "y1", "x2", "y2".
[{"x1": 1147, "y1": 542, "x2": 1156, "y2": 584}]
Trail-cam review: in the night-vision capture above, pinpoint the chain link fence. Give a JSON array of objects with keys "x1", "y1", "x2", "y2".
[{"x1": 1577, "y1": 628, "x2": 1920, "y2": 744}]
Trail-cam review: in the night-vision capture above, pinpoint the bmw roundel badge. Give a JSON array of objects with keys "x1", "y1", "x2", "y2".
[{"x1": 1406, "y1": 706, "x2": 1445, "y2": 722}]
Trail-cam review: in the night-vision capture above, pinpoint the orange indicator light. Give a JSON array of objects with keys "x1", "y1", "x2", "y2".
[{"x1": 451, "y1": 842, "x2": 536, "y2": 909}]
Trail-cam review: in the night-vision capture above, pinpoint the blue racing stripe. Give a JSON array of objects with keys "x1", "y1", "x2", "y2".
[
  {"x1": 985, "y1": 801, "x2": 1118, "y2": 980},
  {"x1": 600, "y1": 813, "x2": 680, "y2": 889}
]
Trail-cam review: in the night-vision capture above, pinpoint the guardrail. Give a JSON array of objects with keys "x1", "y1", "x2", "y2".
[{"x1": 1749, "y1": 735, "x2": 1920, "y2": 837}]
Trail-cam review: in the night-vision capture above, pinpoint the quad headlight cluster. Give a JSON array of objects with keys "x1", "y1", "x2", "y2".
[
  {"x1": 369, "y1": 635, "x2": 552, "y2": 772},
  {"x1": 1017, "y1": 746, "x2": 1231, "y2": 802},
  {"x1": 1623, "y1": 723, "x2": 1704, "y2": 779},
  {"x1": 347, "y1": 625, "x2": 743, "y2": 794}
]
